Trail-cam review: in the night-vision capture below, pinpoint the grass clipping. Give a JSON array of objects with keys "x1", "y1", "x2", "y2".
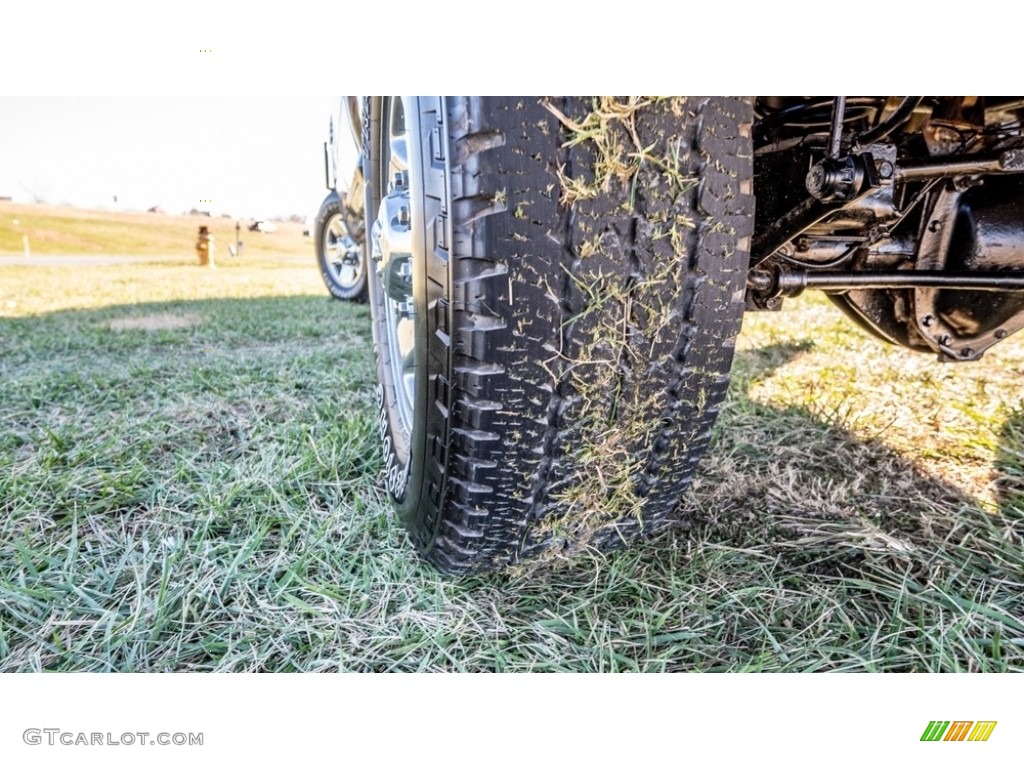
[
  {"x1": 543, "y1": 97, "x2": 697, "y2": 209},
  {"x1": 535, "y1": 97, "x2": 698, "y2": 557}
]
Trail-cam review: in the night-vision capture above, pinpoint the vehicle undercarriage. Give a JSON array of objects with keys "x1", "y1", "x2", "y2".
[{"x1": 748, "y1": 96, "x2": 1024, "y2": 362}]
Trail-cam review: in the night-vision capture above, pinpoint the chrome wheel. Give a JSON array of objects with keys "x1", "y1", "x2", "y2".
[
  {"x1": 371, "y1": 97, "x2": 418, "y2": 437},
  {"x1": 322, "y1": 212, "x2": 363, "y2": 291}
]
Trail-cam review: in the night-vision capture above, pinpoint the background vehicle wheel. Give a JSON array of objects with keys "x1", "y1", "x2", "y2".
[
  {"x1": 316, "y1": 191, "x2": 367, "y2": 302},
  {"x1": 366, "y1": 96, "x2": 754, "y2": 574}
]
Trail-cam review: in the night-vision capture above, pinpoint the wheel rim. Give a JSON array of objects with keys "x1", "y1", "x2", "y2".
[
  {"x1": 323, "y1": 212, "x2": 363, "y2": 290},
  {"x1": 372, "y1": 97, "x2": 418, "y2": 437}
]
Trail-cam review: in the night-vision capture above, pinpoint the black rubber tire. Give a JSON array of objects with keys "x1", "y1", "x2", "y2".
[
  {"x1": 316, "y1": 191, "x2": 368, "y2": 302},
  {"x1": 366, "y1": 97, "x2": 754, "y2": 574}
]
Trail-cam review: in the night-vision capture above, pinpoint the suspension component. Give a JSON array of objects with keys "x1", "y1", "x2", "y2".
[
  {"x1": 805, "y1": 153, "x2": 880, "y2": 203},
  {"x1": 896, "y1": 149, "x2": 1024, "y2": 182},
  {"x1": 748, "y1": 268, "x2": 1024, "y2": 297}
]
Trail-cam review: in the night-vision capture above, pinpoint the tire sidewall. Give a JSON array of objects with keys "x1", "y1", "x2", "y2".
[{"x1": 365, "y1": 97, "x2": 434, "y2": 531}]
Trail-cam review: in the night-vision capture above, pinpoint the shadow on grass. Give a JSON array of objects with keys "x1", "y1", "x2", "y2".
[
  {"x1": 476, "y1": 341, "x2": 1024, "y2": 671},
  {"x1": 0, "y1": 295, "x2": 371, "y2": 361}
]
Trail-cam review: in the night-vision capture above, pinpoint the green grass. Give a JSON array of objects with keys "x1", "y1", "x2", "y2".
[{"x1": 1, "y1": 211, "x2": 1023, "y2": 671}]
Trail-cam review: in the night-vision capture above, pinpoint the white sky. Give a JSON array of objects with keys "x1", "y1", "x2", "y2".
[
  {"x1": 0, "y1": 5, "x2": 1003, "y2": 222},
  {"x1": 0, "y1": 96, "x2": 352, "y2": 219}
]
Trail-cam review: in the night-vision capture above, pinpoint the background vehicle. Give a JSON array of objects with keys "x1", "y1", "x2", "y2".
[
  {"x1": 248, "y1": 219, "x2": 277, "y2": 233},
  {"x1": 362, "y1": 96, "x2": 1024, "y2": 574},
  {"x1": 316, "y1": 97, "x2": 368, "y2": 301}
]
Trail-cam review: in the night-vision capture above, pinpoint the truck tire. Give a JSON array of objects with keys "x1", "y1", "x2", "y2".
[
  {"x1": 366, "y1": 97, "x2": 754, "y2": 574},
  {"x1": 316, "y1": 191, "x2": 367, "y2": 302}
]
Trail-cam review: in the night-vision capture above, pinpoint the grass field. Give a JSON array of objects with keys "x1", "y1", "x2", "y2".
[
  {"x1": 0, "y1": 201, "x2": 309, "y2": 259},
  {"x1": 1, "y1": 204, "x2": 1022, "y2": 671}
]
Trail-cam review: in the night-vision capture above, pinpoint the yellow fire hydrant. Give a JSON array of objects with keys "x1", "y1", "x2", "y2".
[{"x1": 196, "y1": 225, "x2": 216, "y2": 267}]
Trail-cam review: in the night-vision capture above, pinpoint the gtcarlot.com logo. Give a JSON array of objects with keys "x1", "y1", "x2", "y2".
[
  {"x1": 921, "y1": 721, "x2": 997, "y2": 742},
  {"x1": 23, "y1": 729, "x2": 203, "y2": 747}
]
